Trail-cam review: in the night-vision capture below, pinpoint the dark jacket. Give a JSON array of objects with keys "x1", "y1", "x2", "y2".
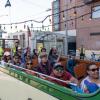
[{"x1": 35, "y1": 61, "x2": 52, "y2": 75}]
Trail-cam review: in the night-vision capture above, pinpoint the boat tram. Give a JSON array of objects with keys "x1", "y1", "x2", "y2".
[{"x1": 0, "y1": 61, "x2": 100, "y2": 100}]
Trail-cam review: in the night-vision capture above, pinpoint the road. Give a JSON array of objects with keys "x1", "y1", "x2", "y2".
[{"x1": 0, "y1": 71, "x2": 58, "y2": 100}]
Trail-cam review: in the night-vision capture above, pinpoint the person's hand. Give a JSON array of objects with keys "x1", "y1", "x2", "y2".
[
  {"x1": 39, "y1": 75, "x2": 46, "y2": 80},
  {"x1": 66, "y1": 81, "x2": 71, "y2": 84}
]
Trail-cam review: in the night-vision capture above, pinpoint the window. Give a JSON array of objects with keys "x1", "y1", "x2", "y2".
[
  {"x1": 53, "y1": 0, "x2": 60, "y2": 31},
  {"x1": 90, "y1": 32, "x2": 100, "y2": 36},
  {"x1": 92, "y1": 6, "x2": 100, "y2": 18}
]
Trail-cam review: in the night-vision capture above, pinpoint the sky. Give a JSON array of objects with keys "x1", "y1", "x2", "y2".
[{"x1": 0, "y1": 0, "x2": 53, "y2": 33}]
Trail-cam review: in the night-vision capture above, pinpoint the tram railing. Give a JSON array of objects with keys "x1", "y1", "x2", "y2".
[{"x1": 0, "y1": 61, "x2": 100, "y2": 100}]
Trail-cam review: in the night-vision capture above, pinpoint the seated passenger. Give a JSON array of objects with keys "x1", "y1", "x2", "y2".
[
  {"x1": 25, "y1": 60, "x2": 35, "y2": 75},
  {"x1": 66, "y1": 55, "x2": 76, "y2": 76},
  {"x1": 32, "y1": 49, "x2": 38, "y2": 69},
  {"x1": 25, "y1": 60, "x2": 33, "y2": 70},
  {"x1": 35, "y1": 54, "x2": 52, "y2": 76},
  {"x1": 80, "y1": 63, "x2": 100, "y2": 93},
  {"x1": 48, "y1": 63, "x2": 78, "y2": 87},
  {"x1": 3, "y1": 51, "x2": 12, "y2": 63},
  {"x1": 48, "y1": 47, "x2": 59, "y2": 66},
  {"x1": 13, "y1": 54, "x2": 24, "y2": 68}
]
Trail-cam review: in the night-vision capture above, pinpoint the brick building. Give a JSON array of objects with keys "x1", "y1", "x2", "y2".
[{"x1": 52, "y1": 0, "x2": 100, "y2": 53}]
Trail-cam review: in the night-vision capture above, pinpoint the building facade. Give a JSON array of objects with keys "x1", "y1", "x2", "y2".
[{"x1": 52, "y1": 0, "x2": 100, "y2": 52}]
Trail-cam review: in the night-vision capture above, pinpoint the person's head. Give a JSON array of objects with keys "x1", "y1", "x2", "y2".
[
  {"x1": 87, "y1": 63, "x2": 99, "y2": 79},
  {"x1": 52, "y1": 48, "x2": 57, "y2": 54},
  {"x1": 18, "y1": 46, "x2": 22, "y2": 53},
  {"x1": 26, "y1": 60, "x2": 32, "y2": 70},
  {"x1": 14, "y1": 40, "x2": 19, "y2": 47},
  {"x1": 49, "y1": 47, "x2": 57, "y2": 55},
  {"x1": 3, "y1": 51, "x2": 11, "y2": 62},
  {"x1": 33, "y1": 49, "x2": 38, "y2": 55},
  {"x1": 53, "y1": 63, "x2": 64, "y2": 77},
  {"x1": 41, "y1": 48, "x2": 46, "y2": 52},
  {"x1": 40, "y1": 54, "x2": 48, "y2": 64},
  {"x1": 13, "y1": 54, "x2": 20, "y2": 64},
  {"x1": 25, "y1": 55, "x2": 31, "y2": 61}
]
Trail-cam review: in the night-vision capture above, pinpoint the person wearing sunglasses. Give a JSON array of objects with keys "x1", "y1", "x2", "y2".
[
  {"x1": 48, "y1": 63, "x2": 78, "y2": 87},
  {"x1": 80, "y1": 63, "x2": 100, "y2": 93},
  {"x1": 26, "y1": 61, "x2": 33, "y2": 70}
]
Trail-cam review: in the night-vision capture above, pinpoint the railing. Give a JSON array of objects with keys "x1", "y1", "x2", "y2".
[{"x1": 0, "y1": 61, "x2": 100, "y2": 100}]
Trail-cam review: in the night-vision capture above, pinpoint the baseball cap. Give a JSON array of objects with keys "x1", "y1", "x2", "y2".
[
  {"x1": 4, "y1": 51, "x2": 10, "y2": 56},
  {"x1": 53, "y1": 63, "x2": 64, "y2": 71}
]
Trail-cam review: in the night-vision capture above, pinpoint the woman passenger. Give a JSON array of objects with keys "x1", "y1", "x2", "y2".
[{"x1": 81, "y1": 63, "x2": 100, "y2": 93}]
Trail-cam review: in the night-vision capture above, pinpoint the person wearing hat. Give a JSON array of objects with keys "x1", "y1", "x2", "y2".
[
  {"x1": 3, "y1": 51, "x2": 12, "y2": 63},
  {"x1": 48, "y1": 63, "x2": 78, "y2": 87}
]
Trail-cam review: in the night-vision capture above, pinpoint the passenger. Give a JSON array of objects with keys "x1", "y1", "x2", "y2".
[
  {"x1": 41, "y1": 48, "x2": 46, "y2": 53},
  {"x1": 32, "y1": 49, "x2": 38, "y2": 58},
  {"x1": 48, "y1": 63, "x2": 78, "y2": 87},
  {"x1": 17, "y1": 46, "x2": 25, "y2": 63},
  {"x1": 25, "y1": 55, "x2": 32, "y2": 62},
  {"x1": 12, "y1": 40, "x2": 19, "y2": 55},
  {"x1": 66, "y1": 55, "x2": 76, "y2": 76},
  {"x1": 38, "y1": 48, "x2": 47, "y2": 63},
  {"x1": 3, "y1": 51, "x2": 12, "y2": 63},
  {"x1": 80, "y1": 63, "x2": 100, "y2": 93},
  {"x1": 13, "y1": 54, "x2": 24, "y2": 68},
  {"x1": 48, "y1": 47, "x2": 59, "y2": 66},
  {"x1": 25, "y1": 60, "x2": 33, "y2": 70},
  {"x1": 35, "y1": 54, "x2": 52, "y2": 78},
  {"x1": 32, "y1": 49, "x2": 39, "y2": 69},
  {"x1": 25, "y1": 60, "x2": 35, "y2": 76}
]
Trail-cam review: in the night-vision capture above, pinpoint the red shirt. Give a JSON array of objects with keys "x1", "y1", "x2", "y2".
[{"x1": 48, "y1": 71, "x2": 72, "y2": 87}]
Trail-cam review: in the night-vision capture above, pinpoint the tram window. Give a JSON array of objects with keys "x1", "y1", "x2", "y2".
[{"x1": 92, "y1": 5, "x2": 100, "y2": 19}]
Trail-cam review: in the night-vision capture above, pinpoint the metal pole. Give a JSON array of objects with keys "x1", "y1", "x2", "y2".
[
  {"x1": 64, "y1": 3, "x2": 68, "y2": 56},
  {"x1": 28, "y1": 35, "x2": 29, "y2": 47},
  {"x1": 64, "y1": 22, "x2": 68, "y2": 56}
]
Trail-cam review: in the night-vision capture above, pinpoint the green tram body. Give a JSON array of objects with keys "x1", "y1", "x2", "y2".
[{"x1": 0, "y1": 65, "x2": 100, "y2": 100}]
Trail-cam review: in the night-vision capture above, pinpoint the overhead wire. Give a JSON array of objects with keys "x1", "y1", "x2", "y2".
[
  {"x1": 0, "y1": 0, "x2": 84, "y2": 25},
  {"x1": 0, "y1": 0, "x2": 99, "y2": 30}
]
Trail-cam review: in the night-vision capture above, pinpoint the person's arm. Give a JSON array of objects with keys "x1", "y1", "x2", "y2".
[
  {"x1": 66, "y1": 71, "x2": 78, "y2": 85},
  {"x1": 69, "y1": 76, "x2": 78, "y2": 85}
]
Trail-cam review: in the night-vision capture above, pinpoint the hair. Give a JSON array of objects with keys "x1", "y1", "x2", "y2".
[
  {"x1": 49, "y1": 47, "x2": 57, "y2": 56},
  {"x1": 41, "y1": 48, "x2": 46, "y2": 52},
  {"x1": 48, "y1": 48, "x2": 53, "y2": 56},
  {"x1": 40, "y1": 54, "x2": 47, "y2": 59},
  {"x1": 86, "y1": 63, "x2": 96, "y2": 71}
]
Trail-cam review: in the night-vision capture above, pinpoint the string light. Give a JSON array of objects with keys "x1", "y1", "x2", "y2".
[
  {"x1": 49, "y1": 16, "x2": 51, "y2": 24},
  {"x1": 89, "y1": 14, "x2": 92, "y2": 20},
  {"x1": 81, "y1": 16, "x2": 84, "y2": 21},
  {"x1": 73, "y1": 8, "x2": 77, "y2": 16},
  {"x1": 45, "y1": 28, "x2": 46, "y2": 31},
  {"x1": 15, "y1": 25, "x2": 17, "y2": 29},
  {"x1": 24, "y1": 24, "x2": 26, "y2": 29},
  {"x1": 63, "y1": 11, "x2": 65, "y2": 20},
  {"x1": 4, "y1": 26, "x2": 6, "y2": 30},
  {"x1": 31, "y1": 23, "x2": 33, "y2": 28},
  {"x1": 48, "y1": 27, "x2": 49, "y2": 31},
  {"x1": 11, "y1": 25, "x2": 12, "y2": 29},
  {"x1": 0, "y1": 1, "x2": 99, "y2": 32},
  {"x1": 0, "y1": 25, "x2": 1, "y2": 29},
  {"x1": 42, "y1": 22, "x2": 44, "y2": 29}
]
